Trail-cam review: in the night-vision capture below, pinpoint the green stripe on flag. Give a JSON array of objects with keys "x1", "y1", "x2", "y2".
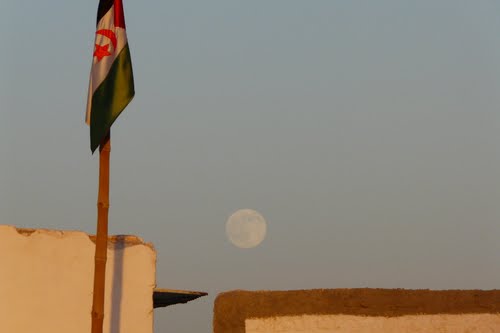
[{"x1": 90, "y1": 44, "x2": 134, "y2": 152}]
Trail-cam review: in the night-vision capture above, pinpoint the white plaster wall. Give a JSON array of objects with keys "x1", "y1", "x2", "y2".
[
  {"x1": 246, "y1": 314, "x2": 500, "y2": 333},
  {"x1": 0, "y1": 225, "x2": 156, "y2": 333}
]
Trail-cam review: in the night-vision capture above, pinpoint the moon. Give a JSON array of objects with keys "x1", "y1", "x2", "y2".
[{"x1": 226, "y1": 209, "x2": 267, "y2": 249}]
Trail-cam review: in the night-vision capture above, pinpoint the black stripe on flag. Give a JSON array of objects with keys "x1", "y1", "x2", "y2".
[{"x1": 96, "y1": 0, "x2": 114, "y2": 26}]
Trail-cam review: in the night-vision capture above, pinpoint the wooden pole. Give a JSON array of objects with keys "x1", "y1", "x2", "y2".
[{"x1": 91, "y1": 131, "x2": 111, "y2": 333}]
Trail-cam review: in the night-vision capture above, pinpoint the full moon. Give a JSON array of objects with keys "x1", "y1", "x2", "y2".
[{"x1": 226, "y1": 209, "x2": 267, "y2": 249}]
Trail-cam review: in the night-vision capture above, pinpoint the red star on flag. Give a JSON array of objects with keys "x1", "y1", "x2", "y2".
[{"x1": 93, "y1": 43, "x2": 111, "y2": 62}]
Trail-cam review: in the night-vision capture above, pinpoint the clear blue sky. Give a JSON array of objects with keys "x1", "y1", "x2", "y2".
[{"x1": 1, "y1": 1, "x2": 500, "y2": 332}]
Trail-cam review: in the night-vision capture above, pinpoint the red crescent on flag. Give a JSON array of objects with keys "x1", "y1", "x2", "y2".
[{"x1": 96, "y1": 29, "x2": 117, "y2": 50}]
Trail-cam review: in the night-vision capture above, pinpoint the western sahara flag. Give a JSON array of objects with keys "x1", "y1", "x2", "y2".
[{"x1": 86, "y1": 0, "x2": 134, "y2": 153}]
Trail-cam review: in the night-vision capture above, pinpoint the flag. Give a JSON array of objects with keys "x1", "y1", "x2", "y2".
[{"x1": 86, "y1": 0, "x2": 134, "y2": 153}]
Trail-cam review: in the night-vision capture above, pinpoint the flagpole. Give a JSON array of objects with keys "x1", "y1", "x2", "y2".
[{"x1": 91, "y1": 131, "x2": 111, "y2": 333}]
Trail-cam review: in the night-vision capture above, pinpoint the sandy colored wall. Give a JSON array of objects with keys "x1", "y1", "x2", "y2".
[
  {"x1": 246, "y1": 314, "x2": 500, "y2": 333},
  {"x1": 0, "y1": 225, "x2": 156, "y2": 333},
  {"x1": 214, "y1": 289, "x2": 500, "y2": 333}
]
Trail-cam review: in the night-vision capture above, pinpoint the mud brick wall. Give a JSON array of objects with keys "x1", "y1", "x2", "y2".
[{"x1": 214, "y1": 289, "x2": 500, "y2": 333}]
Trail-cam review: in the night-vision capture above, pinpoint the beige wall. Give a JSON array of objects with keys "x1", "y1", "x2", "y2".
[
  {"x1": 0, "y1": 225, "x2": 156, "y2": 333},
  {"x1": 246, "y1": 314, "x2": 500, "y2": 333},
  {"x1": 214, "y1": 289, "x2": 500, "y2": 333}
]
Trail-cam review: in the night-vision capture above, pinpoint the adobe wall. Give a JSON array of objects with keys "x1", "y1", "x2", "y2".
[
  {"x1": 0, "y1": 225, "x2": 156, "y2": 333},
  {"x1": 214, "y1": 289, "x2": 500, "y2": 333}
]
